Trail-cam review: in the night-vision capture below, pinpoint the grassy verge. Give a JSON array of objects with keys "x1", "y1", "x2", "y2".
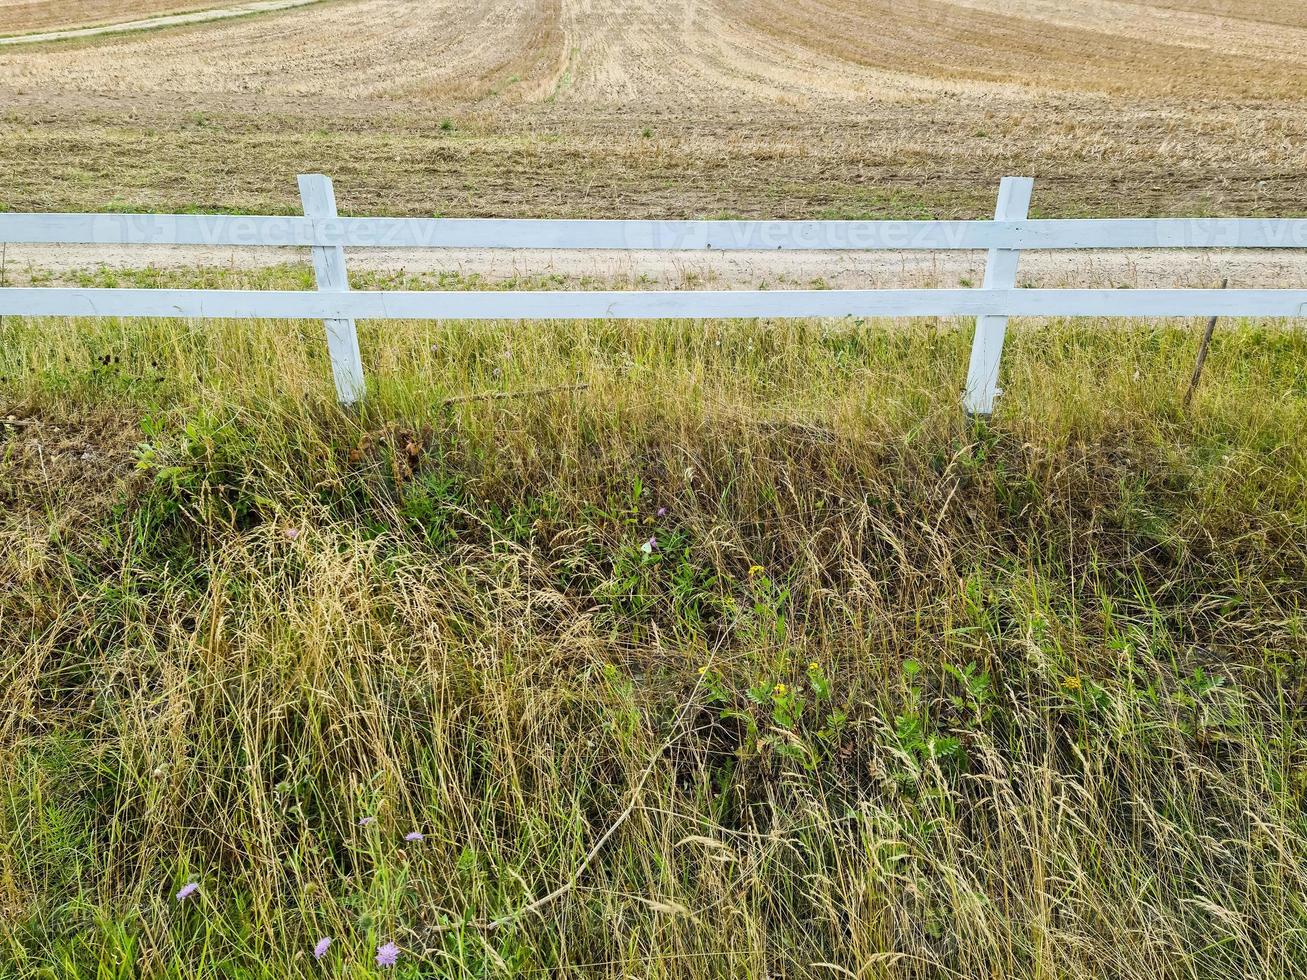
[{"x1": 1, "y1": 270, "x2": 1305, "y2": 977}]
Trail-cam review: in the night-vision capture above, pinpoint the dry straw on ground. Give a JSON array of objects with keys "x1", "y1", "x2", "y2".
[{"x1": 0, "y1": 0, "x2": 1304, "y2": 217}]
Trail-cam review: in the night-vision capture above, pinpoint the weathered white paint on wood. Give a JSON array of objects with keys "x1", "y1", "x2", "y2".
[
  {"x1": 298, "y1": 174, "x2": 364, "y2": 405},
  {"x1": 964, "y1": 177, "x2": 1034, "y2": 415},
  {"x1": 3, "y1": 214, "x2": 1306, "y2": 251},
  {"x1": 2, "y1": 287, "x2": 1303, "y2": 320}
]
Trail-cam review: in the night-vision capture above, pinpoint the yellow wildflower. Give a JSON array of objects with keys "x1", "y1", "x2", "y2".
[
  {"x1": 1062, "y1": 675, "x2": 1082, "y2": 692},
  {"x1": 748, "y1": 565, "x2": 764, "y2": 578},
  {"x1": 773, "y1": 683, "x2": 787, "y2": 696},
  {"x1": 808, "y1": 662, "x2": 820, "y2": 672}
]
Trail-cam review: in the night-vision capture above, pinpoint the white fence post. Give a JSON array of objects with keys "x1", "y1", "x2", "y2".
[
  {"x1": 963, "y1": 176, "x2": 1034, "y2": 416},
  {"x1": 297, "y1": 173, "x2": 365, "y2": 406}
]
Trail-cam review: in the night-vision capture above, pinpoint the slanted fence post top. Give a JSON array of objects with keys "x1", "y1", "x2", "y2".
[
  {"x1": 298, "y1": 172, "x2": 364, "y2": 406},
  {"x1": 962, "y1": 176, "x2": 1035, "y2": 417}
]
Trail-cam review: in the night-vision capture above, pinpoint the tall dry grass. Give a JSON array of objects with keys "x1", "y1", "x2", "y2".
[{"x1": 0, "y1": 267, "x2": 1304, "y2": 977}]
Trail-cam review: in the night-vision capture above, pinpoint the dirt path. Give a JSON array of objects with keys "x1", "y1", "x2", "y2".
[
  {"x1": 4, "y1": 243, "x2": 1301, "y2": 291},
  {"x1": 0, "y1": 0, "x2": 323, "y2": 45}
]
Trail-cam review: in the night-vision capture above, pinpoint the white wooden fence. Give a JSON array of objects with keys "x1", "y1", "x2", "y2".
[{"x1": 2, "y1": 175, "x2": 1305, "y2": 413}]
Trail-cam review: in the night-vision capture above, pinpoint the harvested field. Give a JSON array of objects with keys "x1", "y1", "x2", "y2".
[
  {"x1": 0, "y1": 0, "x2": 325, "y2": 44},
  {"x1": 0, "y1": 0, "x2": 564, "y2": 101},
  {"x1": 6, "y1": 0, "x2": 1305, "y2": 102},
  {"x1": 0, "y1": 0, "x2": 237, "y2": 34},
  {"x1": 0, "y1": 0, "x2": 1303, "y2": 220}
]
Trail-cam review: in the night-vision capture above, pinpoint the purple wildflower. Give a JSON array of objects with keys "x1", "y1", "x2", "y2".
[
  {"x1": 376, "y1": 942, "x2": 400, "y2": 967},
  {"x1": 175, "y1": 881, "x2": 199, "y2": 902},
  {"x1": 358, "y1": 816, "x2": 377, "y2": 827},
  {"x1": 313, "y1": 937, "x2": 332, "y2": 961},
  {"x1": 284, "y1": 527, "x2": 300, "y2": 541},
  {"x1": 656, "y1": 507, "x2": 667, "y2": 518},
  {"x1": 404, "y1": 831, "x2": 424, "y2": 842},
  {"x1": 641, "y1": 535, "x2": 657, "y2": 554}
]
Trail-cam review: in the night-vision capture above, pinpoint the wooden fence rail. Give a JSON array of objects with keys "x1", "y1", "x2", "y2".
[{"x1": 1, "y1": 175, "x2": 1303, "y2": 412}]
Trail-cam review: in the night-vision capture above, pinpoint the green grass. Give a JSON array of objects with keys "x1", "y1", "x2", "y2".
[{"x1": 1, "y1": 268, "x2": 1305, "y2": 977}]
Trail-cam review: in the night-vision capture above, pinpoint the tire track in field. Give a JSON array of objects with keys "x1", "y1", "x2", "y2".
[
  {"x1": 0, "y1": 0, "x2": 1301, "y2": 107},
  {"x1": 943, "y1": 0, "x2": 1307, "y2": 64},
  {"x1": 1136, "y1": 0, "x2": 1307, "y2": 30},
  {"x1": 0, "y1": 0, "x2": 233, "y2": 35},
  {"x1": 542, "y1": 0, "x2": 1307, "y2": 108},
  {"x1": 547, "y1": 0, "x2": 942, "y2": 107},
  {"x1": 728, "y1": 0, "x2": 1307, "y2": 99},
  {"x1": 0, "y1": 0, "x2": 563, "y2": 102},
  {"x1": 0, "y1": 0, "x2": 323, "y2": 45}
]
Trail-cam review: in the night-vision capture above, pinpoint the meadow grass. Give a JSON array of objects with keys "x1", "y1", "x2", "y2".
[{"x1": 1, "y1": 268, "x2": 1305, "y2": 978}]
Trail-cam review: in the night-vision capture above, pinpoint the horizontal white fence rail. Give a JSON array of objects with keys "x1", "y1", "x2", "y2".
[
  {"x1": 4, "y1": 288, "x2": 1305, "y2": 321},
  {"x1": 1, "y1": 174, "x2": 1303, "y2": 413}
]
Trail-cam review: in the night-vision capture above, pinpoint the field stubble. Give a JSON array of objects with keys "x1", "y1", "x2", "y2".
[
  {"x1": 0, "y1": 0, "x2": 239, "y2": 35},
  {"x1": 0, "y1": 0, "x2": 1304, "y2": 218}
]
